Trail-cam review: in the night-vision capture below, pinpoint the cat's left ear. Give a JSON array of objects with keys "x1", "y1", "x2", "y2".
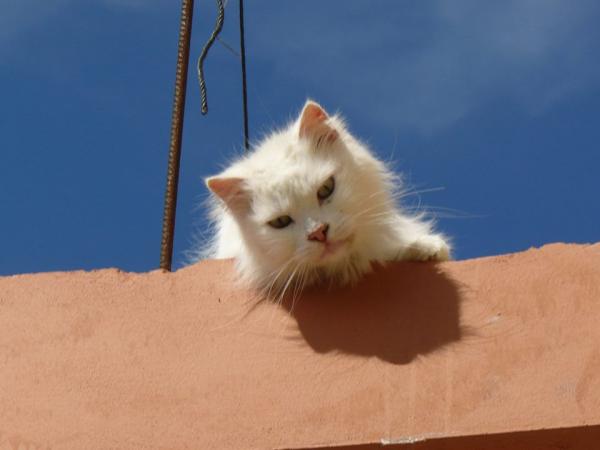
[
  {"x1": 298, "y1": 100, "x2": 339, "y2": 145},
  {"x1": 206, "y1": 176, "x2": 250, "y2": 213}
]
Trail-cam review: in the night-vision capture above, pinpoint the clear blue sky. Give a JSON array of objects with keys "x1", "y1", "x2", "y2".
[{"x1": 2, "y1": 0, "x2": 599, "y2": 275}]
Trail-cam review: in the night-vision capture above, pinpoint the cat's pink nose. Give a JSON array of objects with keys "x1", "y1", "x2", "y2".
[{"x1": 308, "y1": 223, "x2": 329, "y2": 243}]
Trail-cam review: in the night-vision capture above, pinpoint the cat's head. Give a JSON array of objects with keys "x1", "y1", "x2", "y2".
[{"x1": 207, "y1": 100, "x2": 394, "y2": 287}]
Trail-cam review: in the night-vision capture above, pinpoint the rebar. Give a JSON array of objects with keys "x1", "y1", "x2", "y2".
[{"x1": 160, "y1": 0, "x2": 195, "y2": 271}]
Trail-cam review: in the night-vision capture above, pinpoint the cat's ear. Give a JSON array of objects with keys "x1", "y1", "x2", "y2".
[
  {"x1": 298, "y1": 100, "x2": 339, "y2": 145},
  {"x1": 206, "y1": 177, "x2": 249, "y2": 213}
]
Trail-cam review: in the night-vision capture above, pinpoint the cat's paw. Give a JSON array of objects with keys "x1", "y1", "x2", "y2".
[{"x1": 402, "y1": 235, "x2": 451, "y2": 262}]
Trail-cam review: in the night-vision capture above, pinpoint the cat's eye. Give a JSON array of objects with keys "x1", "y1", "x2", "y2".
[
  {"x1": 267, "y1": 215, "x2": 293, "y2": 229},
  {"x1": 317, "y1": 176, "x2": 335, "y2": 201}
]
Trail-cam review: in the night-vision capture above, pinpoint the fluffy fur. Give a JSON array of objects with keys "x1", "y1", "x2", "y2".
[{"x1": 197, "y1": 100, "x2": 450, "y2": 296}]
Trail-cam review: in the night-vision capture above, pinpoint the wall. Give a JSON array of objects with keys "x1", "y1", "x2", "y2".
[{"x1": 1, "y1": 243, "x2": 599, "y2": 449}]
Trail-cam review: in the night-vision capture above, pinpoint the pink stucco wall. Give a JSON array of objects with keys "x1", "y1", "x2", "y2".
[{"x1": 1, "y1": 243, "x2": 600, "y2": 449}]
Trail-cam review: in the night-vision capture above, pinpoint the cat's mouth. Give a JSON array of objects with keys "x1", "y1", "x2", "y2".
[{"x1": 319, "y1": 236, "x2": 353, "y2": 261}]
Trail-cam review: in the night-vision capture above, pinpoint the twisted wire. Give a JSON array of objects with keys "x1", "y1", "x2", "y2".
[{"x1": 198, "y1": 0, "x2": 225, "y2": 115}]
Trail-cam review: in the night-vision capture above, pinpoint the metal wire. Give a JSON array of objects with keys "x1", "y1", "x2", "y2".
[
  {"x1": 160, "y1": 0, "x2": 195, "y2": 271},
  {"x1": 198, "y1": 0, "x2": 225, "y2": 115},
  {"x1": 216, "y1": 36, "x2": 239, "y2": 57},
  {"x1": 239, "y1": 0, "x2": 249, "y2": 151}
]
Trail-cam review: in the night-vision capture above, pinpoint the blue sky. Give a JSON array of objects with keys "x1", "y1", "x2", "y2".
[{"x1": 2, "y1": 0, "x2": 599, "y2": 275}]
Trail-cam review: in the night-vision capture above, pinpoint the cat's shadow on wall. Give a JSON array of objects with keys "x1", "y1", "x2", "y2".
[{"x1": 279, "y1": 262, "x2": 462, "y2": 365}]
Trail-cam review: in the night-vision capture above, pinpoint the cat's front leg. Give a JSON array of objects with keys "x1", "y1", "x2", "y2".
[{"x1": 401, "y1": 233, "x2": 451, "y2": 262}]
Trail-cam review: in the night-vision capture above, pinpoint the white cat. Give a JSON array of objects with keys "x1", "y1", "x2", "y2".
[{"x1": 199, "y1": 100, "x2": 450, "y2": 294}]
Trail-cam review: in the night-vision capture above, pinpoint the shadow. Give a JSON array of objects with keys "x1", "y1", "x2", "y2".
[{"x1": 279, "y1": 262, "x2": 462, "y2": 365}]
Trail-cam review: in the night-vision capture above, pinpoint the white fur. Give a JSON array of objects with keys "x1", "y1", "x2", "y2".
[{"x1": 195, "y1": 101, "x2": 450, "y2": 294}]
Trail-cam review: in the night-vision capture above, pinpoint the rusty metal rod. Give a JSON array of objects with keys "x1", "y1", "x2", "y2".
[{"x1": 160, "y1": 0, "x2": 195, "y2": 271}]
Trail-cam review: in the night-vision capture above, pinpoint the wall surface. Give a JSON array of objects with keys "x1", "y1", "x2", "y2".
[{"x1": 1, "y1": 243, "x2": 599, "y2": 449}]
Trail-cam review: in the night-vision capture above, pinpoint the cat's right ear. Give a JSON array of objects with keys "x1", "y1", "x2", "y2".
[
  {"x1": 206, "y1": 177, "x2": 249, "y2": 213},
  {"x1": 298, "y1": 100, "x2": 339, "y2": 145}
]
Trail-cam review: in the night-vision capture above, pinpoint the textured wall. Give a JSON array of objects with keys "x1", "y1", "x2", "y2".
[{"x1": 1, "y1": 243, "x2": 599, "y2": 449}]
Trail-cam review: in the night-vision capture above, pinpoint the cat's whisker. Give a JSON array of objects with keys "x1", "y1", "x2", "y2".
[
  {"x1": 362, "y1": 211, "x2": 400, "y2": 221},
  {"x1": 354, "y1": 188, "x2": 444, "y2": 223},
  {"x1": 397, "y1": 186, "x2": 446, "y2": 199},
  {"x1": 274, "y1": 264, "x2": 301, "y2": 312},
  {"x1": 261, "y1": 257, "x2": 300, "y2": 300},
  {"x1": 259, "y1": 247, "x2": 312, "y2": 304},
  {"x1": 403, "y1": 205, "x2": 484, "y2": 219},
  {"x1": 290, "y1": 265, "x2": 305, "y2": 307},
  {"x1": 289, "y1": 264, "x2": 311, "y2": 316},
  {"x1": 266, "y1": 261, "x2": 303, "y2": 329},
  {"x1": 345, "y1": 202, "x2": 392, "y2": 223},
  {"x1": 251, "y1": 255, "x2": 300, "y2": 309},
  {"x1": 337, "y1": 200, "x2": 388, "y2": 225}
]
